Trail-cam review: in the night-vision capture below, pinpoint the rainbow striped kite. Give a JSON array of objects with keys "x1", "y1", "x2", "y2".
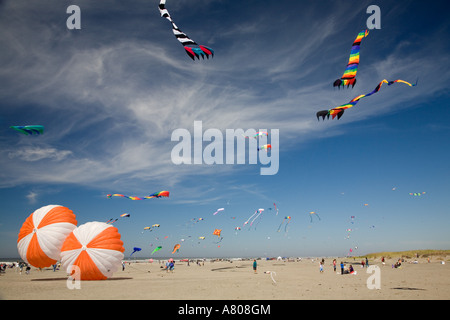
[
  {"x1": 333, "y1": 30, "x2": 369, "y2": 89},
  {"x1": 107, "y1": 191, "x2": 169, "y2": 200},
  {"x1": 318, "y1": 79, "x2": 417, "y2": 120}
]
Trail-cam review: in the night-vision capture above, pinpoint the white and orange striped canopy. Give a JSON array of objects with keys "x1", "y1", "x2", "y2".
[
  {"x1": 17, "y1": 205, "x2": 77, "y2": 268},
  {"x1": 61, "y1": 221, "x2": 125, "y2": 280}
]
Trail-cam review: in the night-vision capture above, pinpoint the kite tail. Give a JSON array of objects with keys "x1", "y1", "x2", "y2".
[
  {"x1": 159, "y1": 0, "x2": 213, "y2": 60},
  {"x1": 277, "y1": 219, "x2": 285, "y2": 232},
  {"x1": 333, "y1": 30, "x2": 369, "y2": 89},
  {"x1": 277, "y1": 223, "x2": 282, "y2": 232},
  {"x1": 320, "y1": 79, "x2": 416, "y2": 120}
]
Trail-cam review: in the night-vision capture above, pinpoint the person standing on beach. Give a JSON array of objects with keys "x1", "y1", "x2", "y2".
[
  {"x1": 340, "y1": 261, "x2": 344, "y2": 275},
  {"x1": 319, "y1": 261, "x2": 324, "y2": 273},
  {"x1": 333, "y1": 259, "x2": 337, "y2": 272},
  {"x1": 365, "y1": 257, "x2": 369, "y2": 267},
  {"x1": 253, "y1": 259, "x2": 257, "y2": 274}
]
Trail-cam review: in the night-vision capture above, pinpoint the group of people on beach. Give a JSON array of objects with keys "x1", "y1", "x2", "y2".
[
  {"x1": 0, "y1": 261, "x2": 32, "y2": 274},
  {"x1": 321, "y1": 258, "x2": 370, "y2": 274}
]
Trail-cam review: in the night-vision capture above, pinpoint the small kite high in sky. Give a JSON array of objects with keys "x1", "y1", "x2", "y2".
[
  {"x1": 277, "y1": 216, "x2": 291, "y2": 234},
  {"x1": 159, "y1": 0, "x2": 214, "y2": 60},
  {"x1": 130, "y1": 247, "x2": 142, "y2": 256},
  {"x1": 107, "y1": 190, "x2": 169, "y2": 200},
  {"x1": 212, "y1": 208, "x2": 225, "y2": 215},
  {"x1": 10, "y1": 125, "x2": 44, "y2": 135},
  {"x1": 333, "y1": 30, "x2": 369, "y2": 89},
  {"x1": 243, "y1": 209, "x2": 264, "y2": 229},
  {"x1": 242, "y1": 131, "x2": 268, "y2": 139},
  {"x1": 213, "y1": 229, "x2": 222, "y2": 237},
  {"x1": 151, "y1": 246, "x2": 162, "y2": 255},
  {"x1": 144, "y1": 224, "x2": 160, "y2": 232},
  {"x1": 172, "y1": 243, "x2": 181, "y2": 254},
  {"x1": 309, "y1": 211, "x2": 321, "y2": 223},
  {"x1": 106, "y1": 213, "x2": 130, "y2": 225},
  {"x1": 212, "y1": 228, "x2": 223, "y2": 244},
  {"x1": 258, "y1": 144, "x2": 271, "y2": 151},
  {"x1": 317, "y1": 79, "x2": 417, "y2": 120},
  {"x1": 409, "y1": 192, "x2": 426, "y2": 196},
  {"x1": 273, "y1": 203, "x2": 279, "y2": 216}
]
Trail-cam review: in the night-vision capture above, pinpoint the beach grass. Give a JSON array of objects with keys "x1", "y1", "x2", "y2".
[{"x1": 360, "y1": 249, "x2": 450, "y2": 260}]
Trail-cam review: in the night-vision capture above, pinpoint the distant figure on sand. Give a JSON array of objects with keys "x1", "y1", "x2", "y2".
[
  {"x1": 319, "y1": 261, "x2": 324, "y2": 273},
  {"x1": 253, "y1": 259, "x2": 257, "y2": 274},
  {"x1": 340, "y1": 261, "x2": 344, "y2": 275}
]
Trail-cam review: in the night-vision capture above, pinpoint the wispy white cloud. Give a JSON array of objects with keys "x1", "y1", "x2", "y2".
[
  {"x1": 26, "y1": 191, "x2": 38, "y2": 204},
  {"x1": 0, "y1": 0, "x2": 448, "y2": 193},
  {"x1": 8, "y1": 147, "x2": 72, "y2": 162}
]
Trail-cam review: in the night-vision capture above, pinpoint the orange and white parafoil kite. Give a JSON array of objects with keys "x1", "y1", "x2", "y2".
[
  {"x1": 17, "y1": 205, "x2": 77, "y2": 268},
  {"x1": 60, "y1": 221, "x2": 125, "y2": 280}
]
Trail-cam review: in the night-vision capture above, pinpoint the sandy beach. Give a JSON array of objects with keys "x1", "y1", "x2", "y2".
[{"x1": 1, "y1": 256, "x2": 449, "y2": 300}]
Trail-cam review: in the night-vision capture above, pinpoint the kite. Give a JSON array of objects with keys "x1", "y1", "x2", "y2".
[
  {"x1": 213, "y1": 229, "x2": 223, "y2": 244},
  {"x1": 198, "y1": 236, "x2": 205, "y2": 240},
  {"x1": 258, "y1": 144, "x2": 271, "y2": 151},
  {"x1": 273, "y1": 203, "x2": 279, "y2": 216},
  {"x1": 242, "y1": 131, "x2": 268, "y2": 139},
  {"x1": 234, "y1": 227, "x2": 241, "y2": 235},
  {"x1": 159, "y1": 0, "x2": 214, "y2": 60},
  {"x1": 17, "y1": 205, "x2": 77, "y2": 268},
  {"x1": 10, "y1": 125, "x2": 44, "y2": 135},
  {"x1": 243, "y1": 209, "x2": 264, "y2": 229},
  {"x1": 172, "y1": 243, "x2": 181, "y2": 254},
  {"x1": 410, "y1": 192, "x2": 426, "y2": 196},
  {"x1": 151, "y1": 246, "x2": 162, "y2": 255},
  {"x1": 213, "y1": 208, "x2": 225, "y2": 215},
  {"x1": 106, "y1": 213, "x2": 131, "y2": 224},
  {"x1": 333, "y1": 30, "x2": 369, "y2": 89},
  {"x1": 60, "y1": 222, "x2": 124, "y2": 280},
  {"x1": 213, "y1": 229, "x2": 222, "y2": 237},
  {"x1": 264, "y1": 271, "x2": 277, "y2": 284},
  {"x1": 107, "y1": 190, "x2": 169, "y2": 200},
  {"x1": 309, "y1": 211, "x2": 321, "y2": 223},
  {"x1": 277, "y1": 216, "x2": 291, "y2": 233},
  {"x1": 130, "y1": 247, "x2": 142, "y2": 256},
  {"x1": 317, "y1": 79, "x2": 417, "y2": 120},
  {"x1": 144, "y1": 224, "x2": 160, "y2": 232}
]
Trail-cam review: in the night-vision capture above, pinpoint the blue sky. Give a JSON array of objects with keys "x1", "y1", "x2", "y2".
[{"x1": 1, "y1": 0, "x2": 449, "y2": 259}]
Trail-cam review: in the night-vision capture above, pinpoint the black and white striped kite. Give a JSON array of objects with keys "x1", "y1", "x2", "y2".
[{"x1": 159, "y1": 0, "x2": 214, "y2": 60}]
